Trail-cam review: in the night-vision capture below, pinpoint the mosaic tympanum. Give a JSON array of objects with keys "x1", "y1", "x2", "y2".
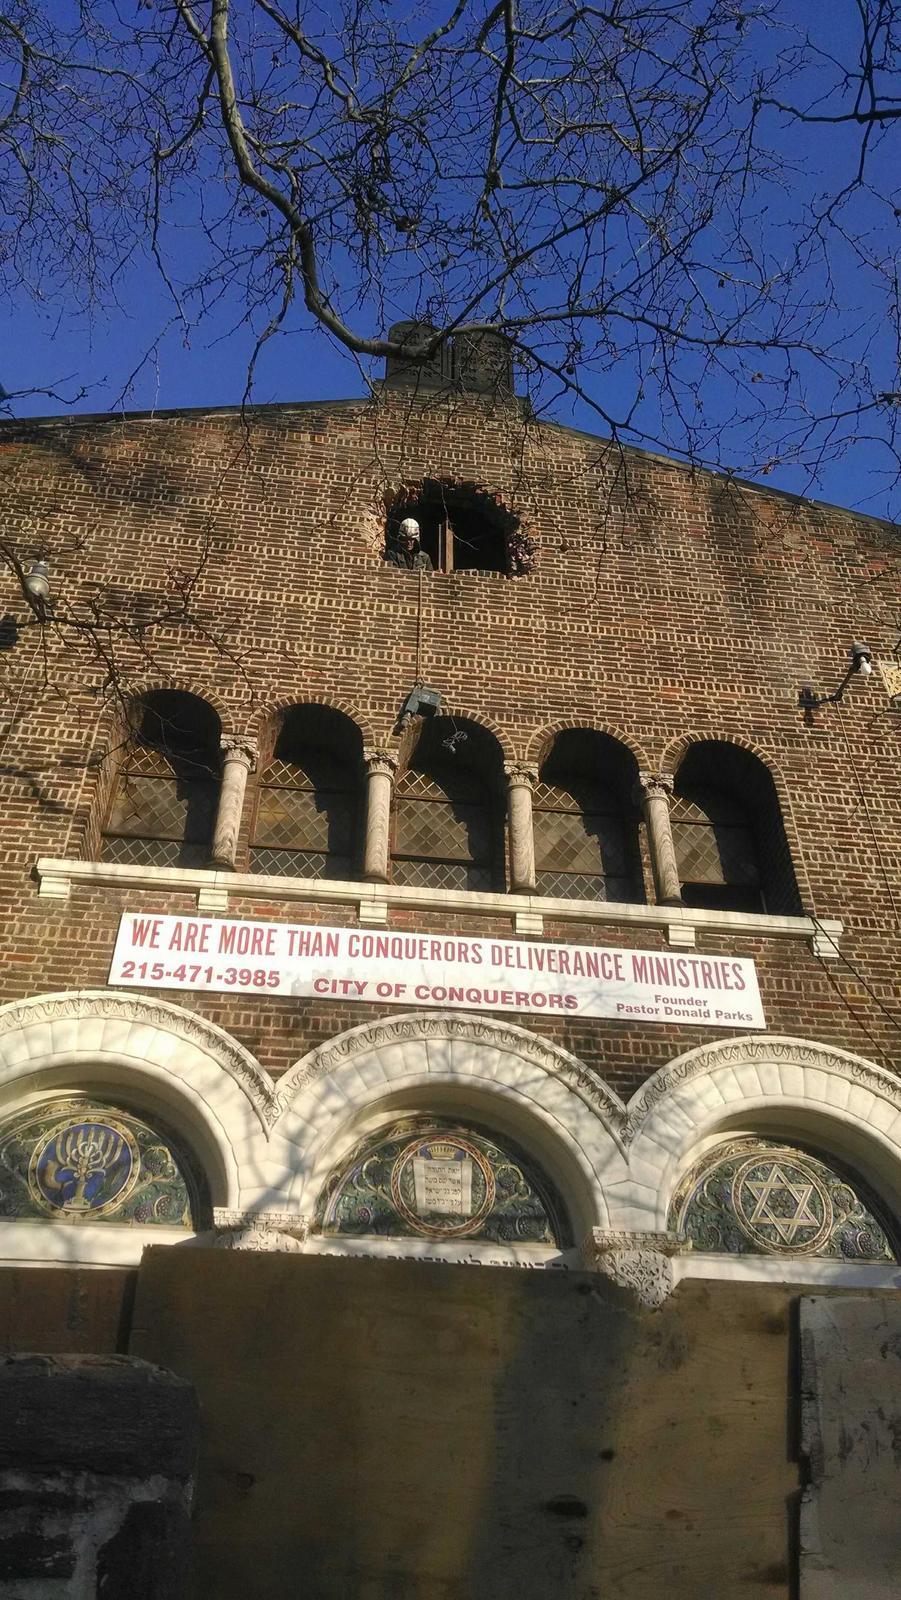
[
  {"x1": 317, "y1": 1117, "x2": 569, "y2": 1246},
  {"x1": 670, "y1": 1136, "x2": 896, "y2": 1261},
  {"x1": 0, "y1": 1097, "x2": 203, "y2": 1227}
]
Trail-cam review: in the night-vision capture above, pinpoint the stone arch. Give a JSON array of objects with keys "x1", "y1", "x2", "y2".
[
  {"x1": 255, "y1": 693, "x2": 376, "y2": 759},
  {"x1": 622, "y1": 1035, "x2": 901, "y2": 1234},
  {"x1": 0, "y1": 991, "x2": 276, "y2": 1213},
  {"x1": 414, "y1": 705, "x2": 515, "y2": 764},
  {"x1": 524, "y1": 719, "x2": 651, "y2": 772},
  {"x1": 271, "y1": 1012, "x2": 628, "y2": 1241},
  {"x1": 114, "y1": 676, "x2": 234, "y2": 730}
]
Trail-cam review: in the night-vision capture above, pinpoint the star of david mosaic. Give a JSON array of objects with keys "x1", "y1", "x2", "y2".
[
  {"x1": 670, "y1": 1136, "x2": 896, "y2": 1262},
  {"x1": 731, "y1": 1154, "x2": 833, "y2": 1254}
]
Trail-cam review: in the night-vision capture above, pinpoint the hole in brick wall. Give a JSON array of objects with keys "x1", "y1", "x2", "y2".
[{"x1": 383, "y1": 480, "x2": 534, "y2": 575}]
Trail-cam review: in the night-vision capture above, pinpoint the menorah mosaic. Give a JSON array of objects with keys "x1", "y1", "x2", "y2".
[
  {"x1": 316, "y1": 1117, "x2": 569, "y2": 1246},
  {"x1": 0, "y1": 1097, "x2": 203, "y2": 1227},
  {"x1": 670, "y1": 1137, "x2": 896, "y2": 1261}
]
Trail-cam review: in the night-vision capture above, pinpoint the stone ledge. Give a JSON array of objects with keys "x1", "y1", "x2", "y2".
[{"x1": 35, "y1": 859, "x2": 843, "y2": 956}]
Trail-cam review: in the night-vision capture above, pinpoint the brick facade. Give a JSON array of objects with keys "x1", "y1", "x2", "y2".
[{"x1": 0, "y1": 385, "x2": 898, "y2": 1100}]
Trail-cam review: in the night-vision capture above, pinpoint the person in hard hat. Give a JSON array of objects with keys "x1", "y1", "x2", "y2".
[{"x1": 385, "y1": 517, "x2": 433, "y2": 570}]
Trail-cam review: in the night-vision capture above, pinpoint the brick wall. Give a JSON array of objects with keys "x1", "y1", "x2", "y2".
[{"x1": 0, "y1": 388, "x2": 898, "y2": 1093}]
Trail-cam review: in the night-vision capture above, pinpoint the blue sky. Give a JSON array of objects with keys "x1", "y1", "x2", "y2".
[{"x1": 2, "y1": 1, "x2": 899, "y2": 521}]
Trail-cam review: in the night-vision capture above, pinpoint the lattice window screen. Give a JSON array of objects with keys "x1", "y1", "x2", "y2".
[
  {"x1": 671, "y1": 787, "x2": 763, "y2": 912},
  {"x1": 250, "y1": 754, "x2": 359, "y2": 880},
  {"x1": 102, "y1": 744, "x2": 218, "y2": 869},
  {"x1": 392, "y1": 765, "x2": 502, "y2": 892},
  {"x1": 532, "y1": 778, "x2": 640, "y2": 902}
]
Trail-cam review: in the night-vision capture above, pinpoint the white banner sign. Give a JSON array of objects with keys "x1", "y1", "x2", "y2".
[{"x1": 108, "y1": 913, "x2": 766, "y2": 1030}]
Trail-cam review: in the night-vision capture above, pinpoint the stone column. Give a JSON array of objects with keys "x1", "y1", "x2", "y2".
[
  {"x1": 210, "y1": 736, "x2": 258, "y2": 870},
  {"x1": 362, "y1": 748, "x2": 398, "y2": 883},
  {"x1": 634, "y1": 771, "x2": 682, "y2": 907},
  {"x1": 505, "y1": 763, "x2": 538, "y2": 893}
]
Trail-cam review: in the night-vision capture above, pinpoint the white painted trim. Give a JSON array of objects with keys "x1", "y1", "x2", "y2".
[
  {"x1": 0, "y1": 1219, "x2": 195, "y2": 1268},
  {"x1": 674, "y1": 1253, "x2": 901, "y2": 1290},
  {"x1": 34, "y1": 857, "x2": 842, "y2": 955}
]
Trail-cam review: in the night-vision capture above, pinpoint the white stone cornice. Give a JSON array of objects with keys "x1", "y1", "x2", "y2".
[{"x1": 34, "y1": 858, "x2": 844, "y2": 955}]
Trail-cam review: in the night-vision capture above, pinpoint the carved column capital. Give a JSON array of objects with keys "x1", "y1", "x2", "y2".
[
  {"x1": 209, "y1": 1208, "x2": 309, "y2": 1253},
  {"x1": 220, "y1": 735, "x2": 259, "y2": 773},
  {"x1": 363, "y1": 747, "x2": 399, "y2": 778},
  {"x1": 504, "y1": 762, "x2": 538, "y2": 789},
  {"x1": 581, "y1": 1229, "x2": 687, "y2": 1308},
  {"x1": 634, "y1": 770, "x2": 674, "y2": 803}
]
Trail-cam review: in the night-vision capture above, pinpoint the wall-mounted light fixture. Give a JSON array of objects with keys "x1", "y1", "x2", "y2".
[
  {"x1": 396, "y1": 682, "x2": 442, "y2": 733},
  {"x1": 23, "y1": 561, "x2": 51, "y2": 610},
  {"x1": 799, "y1": 641, "x2": 872, "y2": 717}
]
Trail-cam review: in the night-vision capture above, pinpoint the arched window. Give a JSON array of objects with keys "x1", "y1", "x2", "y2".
[
  {"x1": 250, "y1": 705, "x2": 364, "y2": 880},
  {"x1": 385, "y1": 480, "x2": 524, "y2": 575},
  {"x1": 392, "y1": 718, "x2": 504, "y2": 891},
  {"x1": 670, "y1": 1136, "x2": 896, "y2": 1262},
  {"x1": 532, "y1": 730, "x2": 644, "y2": 902},
  {"x1": 315, "y1": 1117, "x2": 570, "y2": 1248},
  {"x1": 0, "y1": 1096, "x2": 206, "y2": 1228},
  {"x1": 101, "y1": 691, "x2": 221, "y2": 868},
  {"x1": 671, "y1": 742, "x2": 801, "y2": 914}
]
